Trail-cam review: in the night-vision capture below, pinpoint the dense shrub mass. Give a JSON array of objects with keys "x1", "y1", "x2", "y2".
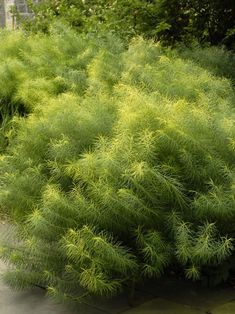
[
  {"x1": 1, "y1": 26, "x2": 235, "y2": 302},
  {"x1": 175, "y1": 44, "x2": 235, "y2": 84},
  {"x1": 0, "y1": 25, "x2": 124, "y2": 151}
]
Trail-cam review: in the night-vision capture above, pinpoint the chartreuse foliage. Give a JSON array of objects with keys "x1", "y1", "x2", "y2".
[
  {"x1": 0, "y1": 27, "x2": 235, "y2": 302},
  {"x1": 0, "y1": 24, "x2": 124, "y2": 151}
]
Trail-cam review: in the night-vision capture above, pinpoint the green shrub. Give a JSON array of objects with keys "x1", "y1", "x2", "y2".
[
  {"x1": 1, "y1": 29, "x2": 235, "y2": 303},
  {"x1": 176, "y1": 44, "x2": 235, "y2": 84},
  {"x1": 0, "y1": 25, "x2": 123, "y2": 151}
]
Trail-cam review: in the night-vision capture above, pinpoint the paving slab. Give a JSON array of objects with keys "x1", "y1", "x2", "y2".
[
  {"x1": 90, "y1": 289, "x2": 155, "y2": 314},
  {"x1": 122, "y1": 297, "x2": 204, "y2": 314},
  {"x1": 212, "y1": 301, "x2": 235, "y2": 314},
  {"x1": 137, "y1": 277, "x2": 235, "y2": 311}
]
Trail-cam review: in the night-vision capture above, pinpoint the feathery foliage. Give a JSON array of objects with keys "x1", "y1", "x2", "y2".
[{"x1": 0, "y1": 26, "x2": 235, "y2": 302}]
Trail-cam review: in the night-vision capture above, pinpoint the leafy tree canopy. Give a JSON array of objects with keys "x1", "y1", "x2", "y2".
[{"x1": 17, "y1": 0, "x2": 235, "y2": 48}]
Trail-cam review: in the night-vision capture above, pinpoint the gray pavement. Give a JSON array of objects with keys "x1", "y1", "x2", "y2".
[{"x1": 122, "y1": 298, "x2": 204, "y2": 314}]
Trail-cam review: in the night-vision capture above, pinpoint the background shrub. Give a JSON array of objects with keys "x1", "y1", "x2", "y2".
[{"x1": 17, "y1": 0, "x2": 235, "y2": 49}]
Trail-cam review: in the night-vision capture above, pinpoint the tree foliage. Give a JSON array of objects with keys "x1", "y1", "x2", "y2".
[{"x1": 17, "y1": 0, "x2": 235, "y2": 48}]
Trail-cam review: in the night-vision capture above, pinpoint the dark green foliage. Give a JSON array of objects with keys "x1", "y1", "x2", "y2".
[
  {"x1": 1, "y1": 27, "x2": 235, "y2": 302},
  {"x1": 17, "y1": 0, "x2": 235, "y2": 48},
  {"x1": 146, "y1": 0, "x2": 235, "y2": 48}
]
